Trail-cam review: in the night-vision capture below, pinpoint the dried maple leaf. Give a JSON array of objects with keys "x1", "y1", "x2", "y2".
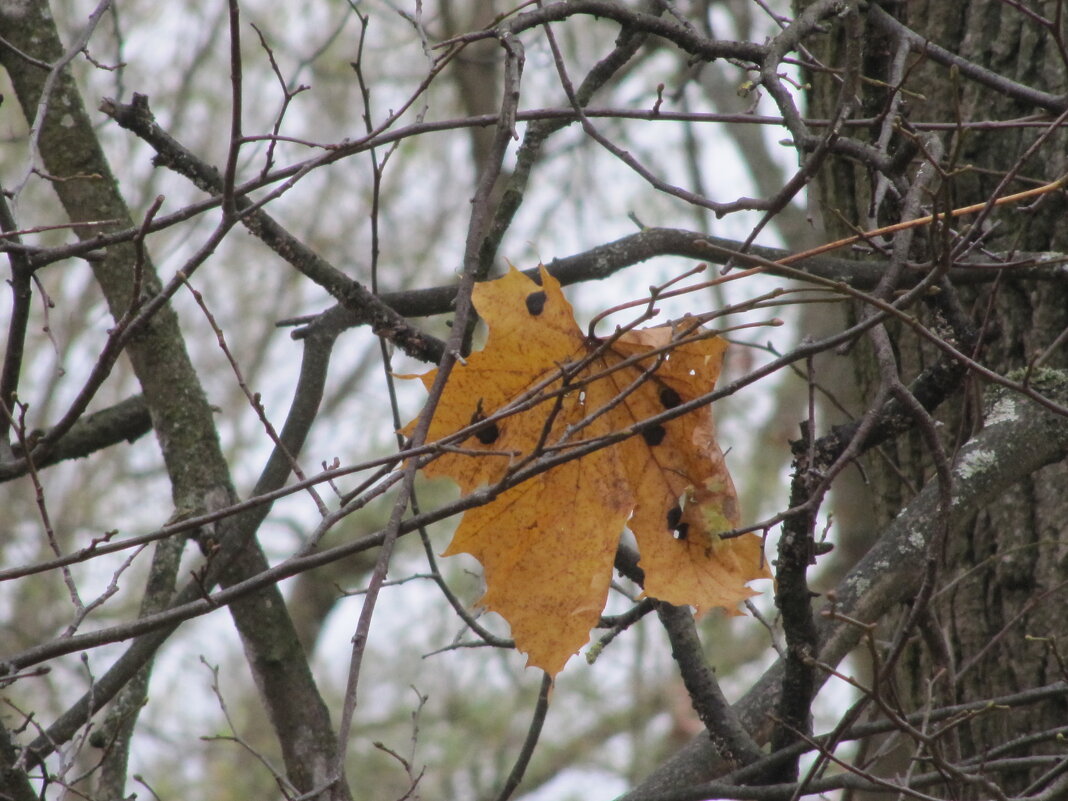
[{"x1": 403, "y1": 266, "x2": 771, "y2": 676}]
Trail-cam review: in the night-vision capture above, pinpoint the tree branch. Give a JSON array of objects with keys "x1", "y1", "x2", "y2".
[
  {"x1": 869, "y1": 3, "x2": 1068, "y2": 114},
  {"x1": 293, "y1": 226, "x2": 1065, "y2": 352},
  {"x1": 16, "y1": 329, "x2": 345, "y2": 797},
  {"x1": 0, "y1": 395, "x2": 152, "y2": 482},
  {"x1": 101, "y1": 93, "x2": 443, "y2": 363},
  {"x1": 656, "y1": 602, "x2": 765, "y2": 768},
  {"x1": 621, "y1": 372, "x2": 1068, "y2": 799}
]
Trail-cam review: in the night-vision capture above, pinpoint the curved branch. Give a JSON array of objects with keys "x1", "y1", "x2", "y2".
[
  {"x1": 501, "y1": 0, "x2": 766, "y2": 65},
  {"x1": 294, "y1": 225, "x2": 1065, "y2": 353},
  {"x1": 0, "y1": 395, "x2": 152, "y2": 482},
  {"x1": 657, "y1": 602, "x2": 765, "y2": 768},
  {"x1": 492, "y1": 672, "x2": 554, "y2": 801},
  {"x1": 621, "y1": 372, "x2": 1068, "y2": 799}
]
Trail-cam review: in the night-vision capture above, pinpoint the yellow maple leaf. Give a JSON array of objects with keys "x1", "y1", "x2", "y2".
[{"x1": 403, "y1": 266, "x2": 771, "y2": 676}]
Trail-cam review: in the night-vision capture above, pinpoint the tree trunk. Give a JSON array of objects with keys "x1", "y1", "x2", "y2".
[{"x1": 805, "y1": 1, "x2": 1068, "y2": 795}]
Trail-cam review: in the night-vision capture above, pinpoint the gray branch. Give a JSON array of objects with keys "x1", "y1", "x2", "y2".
[{"x1": 620, "y1": 371, "x2": 1068, "y2": 799}]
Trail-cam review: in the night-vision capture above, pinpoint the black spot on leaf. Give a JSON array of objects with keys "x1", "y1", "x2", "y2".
[
  {"x1": 525, "y1": 291, "x2": 547, "y2": 316},
  {"x1": 475, "y1": 422, "x2": 500, "y2": 445},
  {"x1": 666, "y1": 504, "x2": 682, "y2": 531},
  {"x1": 659, "y1": 387, "x2": 682, "y2": 409},
  {"x1": 642, "y1": 424, "x2": 666, "y2": 446},
  {"x1": 667, "y1": 504, "x2": 688, "y2": 540},
  {"x1": 469, "y1": 400, "x2": 500, "y2": 445}
]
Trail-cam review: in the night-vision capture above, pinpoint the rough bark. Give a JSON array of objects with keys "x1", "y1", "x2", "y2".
[
  {"x1": 805, "y1": 0, "x2": 1068, "y2": 795},
  {"x1": 619, "y1": 373, "x2": 1068, "y2": 799}
]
